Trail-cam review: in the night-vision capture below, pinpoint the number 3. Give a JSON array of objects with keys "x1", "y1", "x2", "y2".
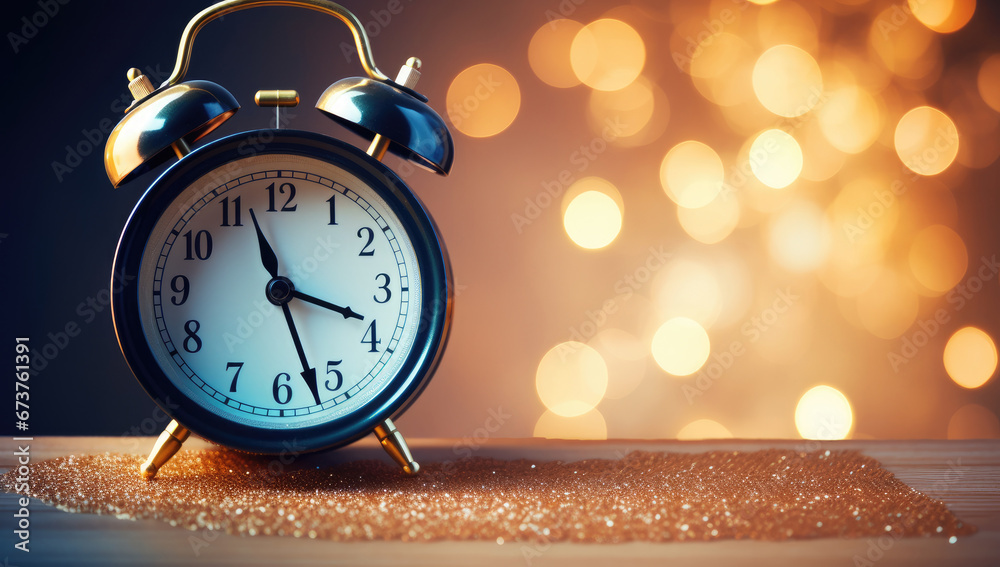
[{"x1": 374, "y1": 273, "x2": 391, "y2": 303}]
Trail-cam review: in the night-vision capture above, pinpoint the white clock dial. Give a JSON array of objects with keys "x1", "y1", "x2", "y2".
[{"x1": 136, "y1": 153, "x2": 423, "y2": 429}]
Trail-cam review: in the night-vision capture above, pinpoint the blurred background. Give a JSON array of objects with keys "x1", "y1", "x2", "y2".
[{"x1": 3, "y1": 0, "x2": 999, "y2": 443}]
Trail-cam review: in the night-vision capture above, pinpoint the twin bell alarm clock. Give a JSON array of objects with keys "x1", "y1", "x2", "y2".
[{"x1": 104, "y1": 0, "x2": 454, "y2": 479}]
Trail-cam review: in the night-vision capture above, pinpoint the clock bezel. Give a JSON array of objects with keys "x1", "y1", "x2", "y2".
[{"x1": 111, "y1": 129, "x2": 451, "y2": 454}]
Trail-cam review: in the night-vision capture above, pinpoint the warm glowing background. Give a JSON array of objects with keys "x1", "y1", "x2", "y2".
[
  {"x1": 5, "y1": 0, "x2": 1000, "y2": 443},
  {"x1": 413, "y1": 0, "x2": 1000, "y2": 443}
]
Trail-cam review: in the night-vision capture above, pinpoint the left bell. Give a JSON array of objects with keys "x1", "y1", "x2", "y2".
[{"x1": 104, "y1": 69, "x2": 239, "y2": 187}]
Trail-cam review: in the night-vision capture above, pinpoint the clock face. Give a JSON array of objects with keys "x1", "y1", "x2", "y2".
[{"x1": 113, "y1": 131, "x2": 450, "y2": 452}]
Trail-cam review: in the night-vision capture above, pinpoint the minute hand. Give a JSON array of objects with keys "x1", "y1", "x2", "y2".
[{"x1": 292, "y1": 290, "x2": 364, "y2": 321}]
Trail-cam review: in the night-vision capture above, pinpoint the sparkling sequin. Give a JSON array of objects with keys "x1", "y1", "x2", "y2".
[{"x1": 0, "y1": 449, "x2": 973, "y2": 542}]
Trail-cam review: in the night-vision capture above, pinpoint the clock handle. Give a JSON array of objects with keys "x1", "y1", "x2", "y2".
[
  {"x1": 140, "y1": 420, "x2": 191, "y2": 479},
  {"x1": 162, "y1": 0, "x2": 389, "y2": 89},
  {"x1": 373, "y1": 418, "x2": 420, "y2": 475}
]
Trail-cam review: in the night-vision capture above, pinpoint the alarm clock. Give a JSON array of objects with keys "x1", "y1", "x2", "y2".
[{"x1": 104, "y1": 0, "x2": 454, "y2": 479}]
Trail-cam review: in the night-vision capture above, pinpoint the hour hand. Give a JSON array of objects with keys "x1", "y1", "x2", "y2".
[
  {"x1": 292, "y1": 290, "x2": 364, "y2": 321},
  {"x1": 249, "y1": 208, "x2": 279, "y2": 278}
]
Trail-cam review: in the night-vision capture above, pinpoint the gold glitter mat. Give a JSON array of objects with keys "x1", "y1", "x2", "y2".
[{"x1": 1, "y1": 449, "x2": 974, "y2": 543}]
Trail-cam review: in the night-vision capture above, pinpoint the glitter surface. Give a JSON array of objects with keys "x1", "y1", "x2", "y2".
[{"x1": 0, "y1": 449, "x2": 974, "y2": 543}]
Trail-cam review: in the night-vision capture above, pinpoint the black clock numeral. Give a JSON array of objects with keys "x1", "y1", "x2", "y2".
[
  {"x1": 170, "y1": 275, "x2": 190, "y2": 306},
  {"x1": 374, "y1": 273, "x2": 391, "y2": 304},
  {"x1": 265, "y1": 182, "x2": 297, "y2": 212},
  {"x1": 325, "y1": 360, "x2": 343, "y2": 391},
  {"x1": 272, "y1": 372, "x2": 293, "y2": 404},
  {"x1": 182, "y1": 320, "x2": 202, "y2": 353},
  {"x1": 182, "y1": 229, "x2": 213, "y2": 260},
  {"x1": 362, "y1": 320, "x2": 381, "y2": 353},
  {"x1": 326, "y1": 194, "x2": 338, "y2": 225},
  {"x1": 357, "y1": 227, "x2": 375, "y2": 256},
  {"x1": 220, "y1": 195, "x2": 243, "y2": 227},
  {"x1": 226, "y1": 362, "x2": 244, "y2": 392}
]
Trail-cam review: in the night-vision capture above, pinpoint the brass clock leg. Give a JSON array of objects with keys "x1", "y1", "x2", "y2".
[
  {"x1": 373, "y1": 418, "x2": 420, "y2": 475},
  {"x1": 140, "y1": 420, "x2": 190, "y2": 479}
]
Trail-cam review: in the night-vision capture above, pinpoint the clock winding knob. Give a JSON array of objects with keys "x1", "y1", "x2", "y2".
[
  {"x1": 126, "y1": 68, "x2": 155, "y2": 101},
  {"x1": 395, "y1": 57, "x2": 422, "y2": 90}
]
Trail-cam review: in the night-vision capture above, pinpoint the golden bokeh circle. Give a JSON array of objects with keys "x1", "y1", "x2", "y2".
[
  {"x1": 856, "y1": 268, "x2": 919, "y2": 339},
  {"x1": 818, "y1": 86, "x2": 882, "y2": 154},
  {"x1": 943, "y1": 327, "x2": 998, "y2": 389},
  {"x1": 978, "y1": 54, "x2": 1000, "y2": 113},
  {"x1": 894, "y1": 106, "x2": 960, "y2": 176},
  {"x1": 528, "y1": 19, "x2": 584, "y2": 88},
  {"x1": 794, "y1": 385, "x2": 853, "y2": 440},
  {"x1": 676, "y1": 419, "x2": 733, "y2": 440},
  {"x1": 570, "y1": 19, "x2": 645, "y2": 91},
  {"x1": 660, "y1": 140, "x2": 725, "y2": 208},
  {"x1": 651, "y1": 317, "x2": 711, "y2": 377},
  {"x1": 535, "y1": 342, "x2": 609, "y2": 417},
  {"x1": 908, "y1": 224, "x2": 968, "y2": 295},
  {"x1": 445, "y1": 63, "x2": 521, "y2": 138},
  {"x1": 749, "y1": 129, "x2": 804, "y2": 189},
  {"x1": 534, "y1": 409, "x2": 608, "y2": 440},
  {"x1": 677, "y1": 192, "x2": 741, "y2": 245},
  {"x1": 947, "y1": 404, "x2": 1000, "y2": 439},
  {"x1": 908, "y1": 0, "x2": 976, "y2": 33},
  {"x1": 768, "y1": 200, "x2": 831, "y2": 273},
  {"x1": 752, "y1": 44, "x2": 823, "y2": 118},
  {"x1": 563, "y1": 190, "x2": 623, "y2": 250}
]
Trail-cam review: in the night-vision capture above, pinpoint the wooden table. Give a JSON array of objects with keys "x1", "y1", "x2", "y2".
[{"x1": 1, "y1": 437, "x2": 998, "y2": 566}]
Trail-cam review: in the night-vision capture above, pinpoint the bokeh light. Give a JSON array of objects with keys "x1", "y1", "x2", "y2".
[
  {"x1": 947, "y1": 404, "x2": 1000, "y2": 439},
  {"x1": 818, "y1": 86, "x2": 882, "y2": 154},
  {"x1": 587, "y1": 75, "x2": 657, "y2": 140},
  {"x1": 752, "y1": 44, "x2": 823, "y2": 118},
  {"x1": 894, "y1": 106, "x2": 960, "y2": 176},
  {"x1": 943, "y1": 327, "x2": 998, "y2": 389},
  {"x1": 676, "y1": 419, "x2": 733, "y2": 440},
  {"x1": 446, "y1": 63, "x2": 521, "y2": 138},
  {"x1": 534, "y1": 409, "x2": 609, "y2": 440},
  {"x1": 528, "y1": 19, "x2": 584, "y2": 88},
  {"x1": 588, "y1": 329, "x2": 647, "y2": 400},
  {"x1": 563, "y1": 177, "x2": 622, "y2": 250},
  {"x1": 768, "y1": 200, "x2": 831, "y2": 273},
  {"x1": 856, "y1": 268, "x2": 920, "y2": 339},
  {"x1": 535, "y1": 342, "x2": 609, "y2": 417},
  {"x1": 795, "y1": 385, "x2": 854, "y2": 440},
  {"x1": 749, "y1": 129, "x2": 804, "y2": 189},
  {"x1": 978, "y1": 54, "x2": 1000, "y2": 113},
  {"x1": 909, "y1": 0, "x2": 976, "y2": 33},
  {"x1": 908, "y1": 224, "x2": 968, "y2": 295},
  {"x1": 677, "y1": 191, "x2": 741, "y2": 244},
  {"x1": 690, "y1": 32, "x2": 756, "y2": 107},
  {"x1": 651, "y1": 317, "x2": 711, "y2": 377},
  {"x1": 654, "y1": 257, "x2": 723, "y2": 329},
  {"x1": 756, "y1": 1, "x2": 820, "y2": 54},
  {"x1": 660, "y1": 140, "x2": 724, "y2": 207},
  {"x1": 799, "y1": 117, "x2": 847, "y2": 182},
  {"x1": 570, "y1": 19, "x2": 645, "y2": 91},
  {"x1": 869, "y1": 6, "x2": 942, "y2": 82}
]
